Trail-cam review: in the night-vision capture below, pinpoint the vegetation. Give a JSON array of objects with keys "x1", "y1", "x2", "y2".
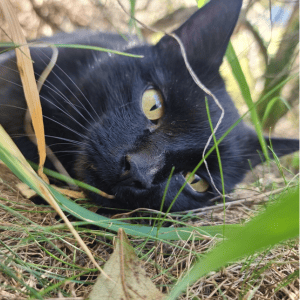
[{"x1": 0, "y1": 0, "x2": 298, "y2": 299}]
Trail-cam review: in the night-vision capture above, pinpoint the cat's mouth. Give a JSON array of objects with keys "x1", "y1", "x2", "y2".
[
  {"x1": 114, "y1": 170, "x2": 210, "y2": 194},
  {"x1": 87, "y1": 168, "x2": 213, "y2": 211}
]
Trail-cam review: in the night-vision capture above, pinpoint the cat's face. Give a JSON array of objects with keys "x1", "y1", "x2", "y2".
[{"x1": 76, "y1": 47, "x2": 221, "y2": 211}]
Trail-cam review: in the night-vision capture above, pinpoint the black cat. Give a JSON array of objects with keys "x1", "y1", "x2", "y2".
[{"x1": 0, "y1": 0, "x2": 298, "y2": 211}]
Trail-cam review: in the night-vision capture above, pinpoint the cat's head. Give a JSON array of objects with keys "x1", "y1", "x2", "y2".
[{"x1": 75, "y1": 0, "x2": 298, "y2": 211}]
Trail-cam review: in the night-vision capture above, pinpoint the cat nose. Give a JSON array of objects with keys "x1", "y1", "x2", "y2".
[{"x1": 120, "y1": 154, "x2": 159, "y2": 189}]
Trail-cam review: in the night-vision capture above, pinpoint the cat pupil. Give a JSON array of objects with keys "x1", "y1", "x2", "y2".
[
  {"x1": 150, "y1": 104, "x2": 159, "y2": 111},
  {"x1": 191, "y1": 176, "x2": 201, "y2": 185}
]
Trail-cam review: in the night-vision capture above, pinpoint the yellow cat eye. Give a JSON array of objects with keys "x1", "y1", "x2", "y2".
[
  {"x1": 142, "y1": 89, "x2": 164, "y2": 121},
  {"x1": 184, "y1": 172, "x2": 210, "y2": 193}
]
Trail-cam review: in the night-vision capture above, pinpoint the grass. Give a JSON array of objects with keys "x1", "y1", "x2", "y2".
[{"x1": 0, "y1": 157, "x2": 298, "y2": 299}]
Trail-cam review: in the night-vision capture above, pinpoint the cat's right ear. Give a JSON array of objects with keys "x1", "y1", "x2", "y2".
[{"x1": 156, "y1": 0, "x2": 243, "y2": 70}]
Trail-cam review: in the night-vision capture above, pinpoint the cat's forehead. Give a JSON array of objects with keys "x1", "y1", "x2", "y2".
[{"x1": 91, "y1": 45, "x2": 184, "y2": 92}]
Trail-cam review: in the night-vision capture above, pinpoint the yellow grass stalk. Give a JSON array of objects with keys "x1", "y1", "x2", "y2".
[{"x1": 0, "y1": 0, "x2": 48, "y2": 183}]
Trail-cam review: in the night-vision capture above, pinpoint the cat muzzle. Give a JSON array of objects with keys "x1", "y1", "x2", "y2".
[{"x1": 118, "y1": 153, "x2": 163, "y2": 190}]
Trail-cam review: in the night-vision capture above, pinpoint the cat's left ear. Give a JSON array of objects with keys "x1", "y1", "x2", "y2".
[
  {"x1": 156, "y1": 0, "x2": 243, "y2": 70},
  {"x1": 243, "y1": 130, "x2": 299, "y2": 168}
]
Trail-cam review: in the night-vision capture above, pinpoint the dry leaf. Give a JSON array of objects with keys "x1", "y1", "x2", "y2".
[
  {"x1": 17, "y1": 182, "x2": 37, "y2": 198},
  {"x1": 53, "y1": 187, "x2": 85, "y2": 199},
  {"x1": 16, "y1": 183, "x2": 85, "y2": 199},
  {"x1": 89, "y1": 229, "x2": 165, "y2": 300}
]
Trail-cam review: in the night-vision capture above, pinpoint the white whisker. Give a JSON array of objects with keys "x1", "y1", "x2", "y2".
[
  {"x1": 39, "y1": 95, "x2": 90, "y2": 132},
  {"x1": 35, "y1": 48, "x2": 100, "y2": 122},
  {"x1": 1, "y1": 54, "x2": 95, "y2": 127},
  {"x1": 42, "y1": 115, "x2": 87, "y2": 140}
]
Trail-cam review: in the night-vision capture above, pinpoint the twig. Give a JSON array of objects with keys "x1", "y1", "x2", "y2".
[{"x1": 183, "y1": 185, "x2": 295, "y2": 215}]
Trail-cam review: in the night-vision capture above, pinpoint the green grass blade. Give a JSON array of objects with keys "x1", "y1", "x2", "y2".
[
  {"x1": 197, "y1": 0, "x2": 209, "y2": 8},
  {"x1": 274, "y1": 270, "x2": 299, "y2": 292},
  {"x1": 0, "y1": 261, "x2": 43, "y2": 299},
  {"x1": 28, "y1": 160, "x2": 111, "y2": 197},
  {"x1": 48, "y1": 183, "x2": 241, "y2": 240},
  {"x1": 167, "y1": 186, "x2": 299, "y2": 299},
  {"x1": 52, "y1": 44, "x2": 143, "y2": 58},
  {"x1": 225, "y1": 41, "x2": 269, "y2": 162},
  {"x1": 262, "y1": 96, "x2": 291, "y2": 127},
  {"x1": 34, "y1": 270, "x2": 93, "y2": 298},
  {"x1": 0, "y1": 42, "x2": 143, "y2": 58}
]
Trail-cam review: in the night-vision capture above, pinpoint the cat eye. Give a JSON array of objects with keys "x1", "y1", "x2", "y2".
[
  {"x1": 184, "y1": 172, "x2": 210, "y2": 193},
  {"x1": 142, "y1": 89, "x2": 165, "y2": 121}
]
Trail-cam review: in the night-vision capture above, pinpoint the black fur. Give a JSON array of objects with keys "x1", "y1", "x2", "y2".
[{"x1": 0, "y1": 0, "x2": 298, "y2": 211}]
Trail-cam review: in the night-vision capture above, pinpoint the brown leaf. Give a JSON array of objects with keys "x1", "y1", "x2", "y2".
[
  {"x1": 53, "y1": 187, "x2": 85, "y2": 199},
  {"x1": 16, "y1": 183, "x2": 85, "y2": 199},
  {"x1": 89, "y1": 229, "x2": 165, "y2": 300},
  {"x1": 16, "y1": 182, "x2": 37, "y2": 198}
]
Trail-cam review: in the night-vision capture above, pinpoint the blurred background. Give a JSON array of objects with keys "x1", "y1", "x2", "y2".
[{"x1": 0, "y1": 0, "x2": 299, "y2": 138}]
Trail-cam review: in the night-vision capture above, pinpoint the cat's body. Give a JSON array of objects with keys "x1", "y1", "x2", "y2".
[{"x1": 0, "y1": 0, "x2": 298, "y2": 211}]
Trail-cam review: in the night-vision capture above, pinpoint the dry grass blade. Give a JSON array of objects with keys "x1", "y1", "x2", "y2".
[
  {"x1": 23, "y1": 45, "x2": 77, "y2": 187},
  {"x1": 0, "y1": 0, "x2": 48, "y2": 182}
]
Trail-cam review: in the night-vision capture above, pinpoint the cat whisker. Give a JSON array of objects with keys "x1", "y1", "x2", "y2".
[
  {"x1": 48, "y1": 150, "x2": 84, "y2": 158},
  {"x1": 46, "y1": 142, "x2": 85, "y2": 148},
  {"x1": 42, "y1": 115, "x2": 87, "y2": 140},
  {"x1": 44, "y1": 153, "x2": 80, "y2": 162},
  {"x1": 0, "y1": 103, "x2": 89, "y2": 142},
  {"x1": 1, "y1": 57, "x2": 71, "y2": 108},
  {"x1": 0, "y1": 103, "x2": 27, "y2": 110},
  {"x1": 43, "y1": 135, "x2": 88, "y2": 146},
  {"x1": 39, "y1": 96, "x2": 91, "y2": 132},
  {"x1": 10, "y1": 132, "x2": 86, "y2": 145},
  {"x1": 46, "y1": 143, "x2": 80, "y2": 149},
  {"x1": 1, "y1": 72, "x2": 91, "y2": 135},
  {"x1": 35, "y1": 48, "x2": 100, "y2": 122},
  {"x1": 118, "y1": 102, "x2": 134, "y2": 109},
  {"x1": 48, "y1": 150, "x2": 83, "y2": 154},
  {"x1": 1, "y1": 55, "x2": 96, "y2": 127},
  {"x1": 0, "y1": 75, "x2": 23, "y2": 88}
]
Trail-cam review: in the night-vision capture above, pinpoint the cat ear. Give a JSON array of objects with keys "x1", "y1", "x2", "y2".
[
  {"x1": 243, "y1": 130, "x2": 299, "y2": 168},
  {"x1": 156, "y1": 0, "x2": 243, "y2": 70}
]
